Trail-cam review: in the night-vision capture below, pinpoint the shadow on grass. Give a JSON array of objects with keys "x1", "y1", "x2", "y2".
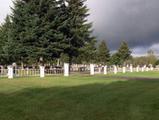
[{"x1": 0, "y1": 80, "x2": 159, "y2": 120}]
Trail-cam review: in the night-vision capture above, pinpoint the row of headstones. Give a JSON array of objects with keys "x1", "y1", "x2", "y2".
[
  {"x1": 91, "y1": 64, "x2": 154, "y2": 75},
  {"x1": 7, "y1": 63, "x2": 154, "y2": 79},
  {"x1": 113, "y1": 65, "x2": 154, "y2": 74}
]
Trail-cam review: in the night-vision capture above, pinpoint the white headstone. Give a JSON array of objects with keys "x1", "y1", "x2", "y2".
[
  {"x1": 123, "y1": 66, "x2": 126, "y2": 73},
  {"x1": 146, "y1": 67, "x2": 149, "y2": 72},
  {"x1": 26, "y1": 67, "x2": 29, "y2": 75},
  {"x1": 64, "y1": 63, "x2": 69, "y2": 77},
  {"x1": 142, "y1": 65, "x2": 147, "y2": 72},
  {"x1": 141, "y1": 67, "x2": 144, "y2": 72},
  {"x1": 90, "y1": 64, "x2": 95, "y2": 75},
  {"x1": 40, "y1": 66, "x2": 45, "y2": 78},
  {"x1": 136, "y1": 66, "x2": 139, "y2": 72},
  {"x1": 114, "y1": 65, "x2": 117, "y2": 74},
  {"x1": 104, "y1": 66, "x2": 107, "y2": 75},
  {"x1": 150, "y1": 65, "x2": 154, "y2": 71},
  {"x1": 8, "y1": 66, "x2": 13, "y2": 79},
  {"x1": 130, "y1": 64, "x2": 133, "y2": 73}
]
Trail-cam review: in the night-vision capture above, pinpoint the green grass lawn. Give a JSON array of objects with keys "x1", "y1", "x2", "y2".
[
  {"x1": 0, "y1": 72, "x2": 159, "y2": 120},
  {"x1": 113, "y1": 71, "x2": 159, "y2": 78}
]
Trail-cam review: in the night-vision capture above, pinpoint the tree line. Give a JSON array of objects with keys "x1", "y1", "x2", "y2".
[{"x1": 0, "y1": 0, "x2": 158, "y2": 66}]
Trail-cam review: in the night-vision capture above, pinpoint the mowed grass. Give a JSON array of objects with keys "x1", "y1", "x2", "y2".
[
  {"x1": 112, "y1": 71, "x2": 159, "y2": 78},
  {"x1": 0, "y1": 72, "x2": 159, "y2": 120}
]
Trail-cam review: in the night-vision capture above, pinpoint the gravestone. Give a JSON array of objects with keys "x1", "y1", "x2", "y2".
[
  {"x1": 113, "y1": 65, "x2": 117, "y2": 74},
  {"x1": 40, "y1": 66, "x2": 45, "y2": 78},
  {"x1": 150, "y1": 64, "x2": 154, "y2": 71},
  {"x1": 90, "y1": 64, "x2": 95, "y2": 75},
  {"x1": 146, "y1": 67, "x2": 149, "y2": 72},
  {"x1": 136, "y1": 65, "x2": 139, "y2": 72},
  {"x1": 104, "y1": 66, "x2": 107, "y2": 75},
  {"x1": 64, "y1": 63, "x2": 69, "y2": 77},
  {"x1": 8, "y1": 66, "x2": 13, "y2": 79},
  {"x1": 123, "y1": 66, "x2": 126, "y2": 73},
  {"x1": 130, "y1": 64, "x2": 133, "y2": 73}
]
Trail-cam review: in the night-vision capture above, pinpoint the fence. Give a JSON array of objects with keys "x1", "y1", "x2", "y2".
[
  {"x1": 0, "y1": 67, "x2": 64, "y2": 78},
  {"x1": 14, "y1": 69, "x2": 40, "y2": 77},
  {"x1": 70, "y1": 64, "x2": 90, "y2": 74},
  {"x1": 0, "y1": 63, "x2": 157, "y2": 79},
  {"x1": 0, "y1": 69, "x2": 8, "y2": 78}
]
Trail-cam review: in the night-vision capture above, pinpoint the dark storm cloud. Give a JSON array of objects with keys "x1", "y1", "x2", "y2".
[{"x1": 86, "y1": 0, "x2": 159, "y2": 55}]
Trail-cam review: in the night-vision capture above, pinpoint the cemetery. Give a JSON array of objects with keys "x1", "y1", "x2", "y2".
[
  {"x1": 0, "y1": 60, "x2": 159, "y2": 120},
  {"x1": 0, "y1": 63, "x2": 158, "y2": 79},
  {"x1": 0, "y1": 0, "x2": 159, "y2": 120}
]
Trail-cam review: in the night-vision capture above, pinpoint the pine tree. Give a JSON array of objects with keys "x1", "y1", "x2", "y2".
[
  {"x1": 2, "y1": 0, "x2": 96, "y2": 65},
  {"x1": 0, "y1": 15, "x2": 15, "y2": 64},
  {"x1": 63, "y1": 0, "x2": 95, "y2": 62},
  {"x1": 0, "y1": 23, "x2": 5, "y2": 64},
  {"x1": 110, "y1": 53, "x2": 120, "y2": 65},
  {"x1": 116, "y1": 41, "x2": 132, "y2": 65},
  {"x1": 10, "y1": 0, "x2": 36, "y2": 64},
  {"x1": 147, "y1": 50, "x2": 157, "y2": 65},
  {"x1": 76, "y1": 39, "x2": 97, "y2": 64},
  {"x1": 10, "y1": 0, "x2": 64, "y2": 64},
  {"x1": 97, "y1": 40, "x2": 110, "y2": 65}
]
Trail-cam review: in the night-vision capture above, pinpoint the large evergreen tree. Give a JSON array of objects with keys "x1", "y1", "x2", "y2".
[
  {"x1": 10, "y1": 0, "x2": 63, "y2": 64},
  {"x1": 0, "y1": 15, "x2": 15, "y2": 64},
  {"x1": 75, "y1": 39, "x2": 97, "y2": 64},
  {"x1": 1, "y1": 0, "x2": 95, "y2": 65},
  {"x1": 110, "y1": 53, "x2": 120, "y2": 65},
  {"x1": 63, "y1": 0, "x2": 95, "y2": 62},
  {"x1": 97, "y1": 40, "x2": 110, "y2": 64},
  {"x1": 115, "y1": 41, "x2": 132, "y2": 65}
]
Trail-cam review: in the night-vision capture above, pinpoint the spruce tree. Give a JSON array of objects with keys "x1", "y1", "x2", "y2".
[
  {"x1": 10, "y1": 0, "x2": 64, "y2": 64},
  {"x1": 0, "y1": 15, "x2": 15, "y2": 64},
  {"x1": 63, "y1": 0, "x2": 95, "y2": 62},
  {"x1": 10, "y1": 0, "x2": 36, "y2": 64},
  {"x1": 2, "y1": 0, "x2": 96, "y2": 65},
  {"x1": 110, "y1": 53, "x2": 120, "y2": 65},
  {"x1": 97, "y1": 40, "x2": 110, "y2": 65},
  {"x1": 116, "y1": 41, "x2": 132, "y2": 65},
  {"x1": 76, "y1": 39, "x2": 97, "y2": 64}
]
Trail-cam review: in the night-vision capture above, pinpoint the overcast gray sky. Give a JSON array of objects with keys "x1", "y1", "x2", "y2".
[{"x1": 0, "y1": 0, "x2": 159, "y2": 56}]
